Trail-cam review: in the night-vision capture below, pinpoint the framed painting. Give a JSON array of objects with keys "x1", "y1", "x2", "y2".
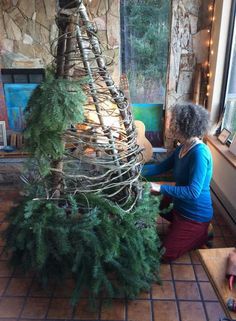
[
  {"x1": 4, "y1": 83, "x2": 38, "y2": 131},
  {"x1": 217, "y1": 128, "x2": 231, "y2": 144},
  {"x1": 132, "y1": 103, "x2": 164, "y2": 147}
]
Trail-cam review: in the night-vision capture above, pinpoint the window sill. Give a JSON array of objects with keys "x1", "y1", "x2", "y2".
[
  {"x1": 0, "y1": 150, "x2": 29, "y2": 158},
  {"x1": 206, "y1": 135, "x2": 236, "y2": 168}
]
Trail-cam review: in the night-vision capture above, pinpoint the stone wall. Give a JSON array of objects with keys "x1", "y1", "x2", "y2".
[
  {"x1": 0, "y1": 0, "x2": 120, "y2": 81},
  {"x1": 165, "y1": 0, "x2": 213, "y2": 146}
]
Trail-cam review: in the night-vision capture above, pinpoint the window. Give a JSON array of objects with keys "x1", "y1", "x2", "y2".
[
  {"x1": 221, "y1": 2, "x2": 236, "y2": 142},
  {"x1": 1, "y1": 68, "x2": 44, "y2": 84},
  {"x1": 120, "y1": 0, "x2": 170, "y2": 104}
]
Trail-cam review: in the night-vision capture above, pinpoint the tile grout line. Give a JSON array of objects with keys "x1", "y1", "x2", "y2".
[
  {"x1": 17, "y1": 276, "x2": 35, "y2": 321},
  {"x1": 150, "y1": 283, "x2": 155, "y2": 321},
  {"x1": 124, "y1": 296, "x2": 128, "y2": 321},
  {"x1": 169, "y1": 263, "x2": 182, "y2": 321},
  {"x1": 0, "y1": 260, "x2": 16, "y2": 296},
  {"x1": 190, "y1": 253, "x2": 210, "y2": 321},
  {"x1": 44, "y1": 280, "x2": 57, "y2": 320}
]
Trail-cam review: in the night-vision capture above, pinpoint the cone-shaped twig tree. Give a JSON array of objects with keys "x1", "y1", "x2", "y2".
[
  {"x1": 3, "y1": 0, "x2": 163, "y2": 307},
  {"x1": 49, "y1": 0, "x2": 143, "y2": 210}
]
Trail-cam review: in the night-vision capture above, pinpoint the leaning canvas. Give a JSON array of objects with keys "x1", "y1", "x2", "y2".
[{"x1": 4, "y1": 83, "x2": 38, "y2": 131}]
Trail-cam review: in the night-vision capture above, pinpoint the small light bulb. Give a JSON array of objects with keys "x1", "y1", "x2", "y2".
[{"x1": 211, "y1": 50, "x2": 214, "y2": 55}]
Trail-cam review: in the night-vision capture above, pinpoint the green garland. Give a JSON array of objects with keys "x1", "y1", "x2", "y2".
[
  {"x1": 4, "y1": 185, "x2": 163, "y2": 306},
  {"x1": 24, "y1": 74, "x2": 86, "y2": 176}
]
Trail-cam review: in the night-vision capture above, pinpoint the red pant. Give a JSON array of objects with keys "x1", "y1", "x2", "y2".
[{"x1": 160, "y1": 197, "x2": 210, "y2": 262}]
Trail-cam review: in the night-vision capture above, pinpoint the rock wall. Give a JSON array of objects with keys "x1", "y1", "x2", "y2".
[
  {"x1": 165, "y1": 0, "x2": 213, "y2": 146},
  {"x1": 0, "y1": 0, "x2": 120, "y2": 81}
]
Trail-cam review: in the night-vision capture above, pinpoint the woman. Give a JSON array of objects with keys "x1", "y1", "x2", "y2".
[{"x1": 151, "y1": 103, "x2": 213, "y2": 262}]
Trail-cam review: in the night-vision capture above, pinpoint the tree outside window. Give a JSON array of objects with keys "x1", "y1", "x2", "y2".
[
  {"x1": 121, "y1": 0, "x2": 170, "y2": 104},
  {"x1": 221, "y1": 11, "x2": 236, "y2": 141}
]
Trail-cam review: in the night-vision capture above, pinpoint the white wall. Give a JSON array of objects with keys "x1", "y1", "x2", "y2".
[{"x1": 208, "y1": 143, "x2": 236, "y2": 223}]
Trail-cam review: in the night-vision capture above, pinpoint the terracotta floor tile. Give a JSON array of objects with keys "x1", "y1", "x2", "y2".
[
  {"x1": 20, "y1": 318, "x2": 44, "y2": 321},
  {"x1": 224, "y1": 237, "x2": 236, "y2": 247},
  {"x1": 0, "y1": 277, "x2": 9, "y2": 295},
  {"x1": 73, "y1": 299, "x2": 99, "y2": 320},
  {"x1": 153, "y1": 301, "x2": 179, "y2": 321},
  {"x1": 159, "y1": 264, "x2": 172, "y2": 280},
  {"x1": 136, "y1": 290, "x2": 150, "y2": 299},
  {"x1": 152, "y1": 281, "x2": 175, "y2": 299},
  {"x1": 0, "y1": 203, "x2": 14, "y2": 212},
  {"x1": 53, "y1": 278, "x2": 75, "y2": 298},
  {"x1": 212, "y1": 225, "x2": 223, "y2": 237},
  {"x1": 205, "y1": 301, "x2": 226, "y2": 321},
  {"x1": 221, "y1": 226, "x2": 235, "y2": 237},
  {"x1": 212, "y1": 237, "x2": 227, "y2": 247},
  {"x1": 0, "y1": 211, "x2": 6, "y2": 222},
  {"x1": 0, "y1": 222, "x2": 9, "y2": 233},
  {"x1": 0, "y1": 260, "x2": 13, "y2": 277},
  {"x1": 172, "y1": 265, "x2": 195, "y2": 281},
  {"x1": 5, "y1": 277, "x2": 32, "y2": 296},
  {"x1": 127, "y1": 300, "x2": 151, "y2": 321},
  {"x1": 21, "y1": 297, "x2": 50, "y2": 319},
  {"x1": 194, "y1": 265, "x2": 209, "y2": 281},
  {"x1": 175, "y1": 281, "x2": 200, "y2": 300},
  {"x1": 174, "y1": 253, "x2": 191, "y2": 264},
  {"x1": 0, "y1": 187, "x2": 233, "y2": 321},
  {"x1": 189, "y1": 251, "x2": 201, "y2": 264},
  {"x1": 0, "y1": 249, "x2": 12, "y2": 261},
  {"x1": 29, "y1": 280, "x2": 54, "y2": 297},
  {"x1": 47, "y1": 298, "x2": 73, "y2": 319},
  {"x1": 100, "y1": 299, "x2": 125, "y2": 320},
  {"x1": 199, "y1": 282, "x2": 218, "y2": 301},
  {"x1": 0, "y1": 297, "x2": 24, "y2": 318},
  {"x1": 179, "y1": 301, "x2": 207, "y2": 321}
]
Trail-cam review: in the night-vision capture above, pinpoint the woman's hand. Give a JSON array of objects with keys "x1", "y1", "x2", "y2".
[{"x1": 150, "y1": 182, "x2": 161, "y2": 193}]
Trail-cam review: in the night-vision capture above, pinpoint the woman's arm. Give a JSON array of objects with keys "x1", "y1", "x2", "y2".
[
  {"x1": 160, "y1": 148, "x2": 211, "y2": 200},
  {"x1": 148, "y1": 150, "x2": 176, "y2": 176}
]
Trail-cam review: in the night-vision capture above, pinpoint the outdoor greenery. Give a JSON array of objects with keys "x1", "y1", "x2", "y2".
[{"x1": 122, "y1": 0, "x2": 170, "y2": 103}]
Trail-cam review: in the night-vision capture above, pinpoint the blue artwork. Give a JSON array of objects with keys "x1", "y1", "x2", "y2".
[
  {"x1": 132, "y1": 103, "x2": 164, "y2": 147},
  {"x1": 4, "y1": 83, "x2": 38, "y2": 131}
]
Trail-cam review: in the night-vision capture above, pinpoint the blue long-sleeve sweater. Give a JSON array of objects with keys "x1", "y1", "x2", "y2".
[{"x1": 154, "y1": 143, "x2": 213, "y2": 222}]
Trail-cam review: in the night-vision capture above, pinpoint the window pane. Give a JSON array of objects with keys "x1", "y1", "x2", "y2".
[
  {"x1": 121, "y1": 0, "x2": 170, "y2": 104},
  {"x1": 13, "y1": 74, "x2": 28, "y2": 83},
  {"x1": 222, "y1": 14, "x2": 236, "y2": 140}
]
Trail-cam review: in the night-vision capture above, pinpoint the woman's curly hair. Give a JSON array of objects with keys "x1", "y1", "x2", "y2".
[{"x1": 170, "y1": 103, "x2": 210, "y2": 139}]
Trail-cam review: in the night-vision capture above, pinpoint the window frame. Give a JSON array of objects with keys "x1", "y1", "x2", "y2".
[{"x1": 219, "y1": 0, "x2": 236, "y2": 122}]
